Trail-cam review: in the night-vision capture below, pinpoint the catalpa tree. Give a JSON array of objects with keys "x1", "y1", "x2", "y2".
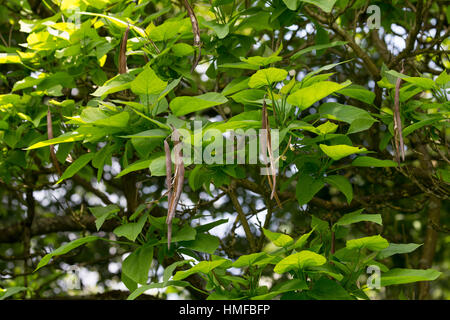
[{"x1": 0, "y1": 0, "x2": 448, "y2": 300}]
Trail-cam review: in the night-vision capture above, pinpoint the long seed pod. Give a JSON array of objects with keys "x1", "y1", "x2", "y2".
[
  {"x1": 166, "y1": 127, "x2": 185, "y2": 249},
  {"x1": 182, "y1": 0, "x2": 201, "y2": 73},
  {"x1": 164, "y1": 139, "x2": 173, "y2": 206},
  {"x1": 393, "y1": 63, "x2": 405, "y2": 163},
  {"x1": 118, "y1": 26, "x2": 130, "y2": 74},
  {"x1": 47, "y1": 106, "x2": 62, "y2": 176},
  {"x1": 261, "y1": 100, "x2": 268, "y2": 163},
  {"x1": 262, "y1": 99, "x2": 282, "y2": 208}
]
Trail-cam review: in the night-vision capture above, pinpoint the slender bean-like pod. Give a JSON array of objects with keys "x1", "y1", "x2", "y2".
[
  {"x1": 262, "y1": 100, "x2": 282, "y2": 208},
  {"x1": 166, "y1": 128, "x2": 185, "y2": 249},
  {"x1": 118, "y1": 26, "x2": 130, "y2": 74},
  {"x1": 164, "y1": 139, "x2": 173, "y2": 206},
  {"x1": 393, "y1": 64, "x2": 405, "y2": 162}
]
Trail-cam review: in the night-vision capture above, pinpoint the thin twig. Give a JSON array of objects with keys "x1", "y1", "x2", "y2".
[{"x1": 183, "y1": 0, "x2": 201, "y2": 73}]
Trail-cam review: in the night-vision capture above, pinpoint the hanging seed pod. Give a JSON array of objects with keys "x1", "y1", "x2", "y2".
[
  {"x1": 166, "y1": 127, "x2": 185, "y2": 249},
  {"x1": 118, "y1": 26, "x2": 130, "y2": 74},
  {"x1": 393, "y1": 62, "x2": 405, "y2": 163},
  {"x1": 262, "y1": 98, "x2": 282, "y2": 208}
]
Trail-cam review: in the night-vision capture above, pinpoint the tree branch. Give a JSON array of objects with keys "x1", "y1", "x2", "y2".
[{"x1": 302, "y1": 5, "x2": 380, "y2": 79}]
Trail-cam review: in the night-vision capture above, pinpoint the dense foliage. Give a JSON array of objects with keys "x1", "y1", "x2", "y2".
[{"x1": 0, "y1": 0, "x2": 448, "y2": 300}]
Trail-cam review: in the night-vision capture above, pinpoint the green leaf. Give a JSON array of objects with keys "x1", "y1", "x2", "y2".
[
  {"x1": 147, "y1": 215, "x2": 167, "y2": 230},
  {"x1": 290, "y1": 41, "x2": 346, "y2": 60},
  {"x1": 121, "y1": 129, "x2": 168, "y2": 139},
  {"x1": 273, "y1": 279, "x2": 309, "y2": 293},
  {"x1": 230, "y1": 89, "x2": 266, "y2": 105},
  {"x1": 159, "y1": 225, "x2": 197, "y2": 244},
  {"x1": 302, "y1": 0, "x2": 337, "y2": 12},
  {"x1": 248, "y1": 67, "x2": 288, "y2": 88},
  {"x1": 195, "y1": 219, "x2": 229, "y2": 233},
  {"x1": 293, "y1": 229, "x2": 314, "y2": 250},
  {"x1": 282, "y1": 0, "x2": 301, "y2": 10},
  {"x1": 212, "y1": 0, "x2": 234, "y2": 6},
  {"x1": 56, "y1": 153, "x2": 95, "y2": 184},
  {"x1": 251, "y1": 279, "x2": 308, "y2": 300},
  {"x1": 402, "y1": 77, "x2": 436, "y2": 90},
  {"x1": 324, "y1": 175, "x2": 353, "y2": 204},
  {"x1": 311, "y1": 215, "x2": 329, "y2": 233},
  {"x1": 218, "y1": 62, "x2": 260, "y2": 70},
  {"x1": 92, "y1": 144, "x2": 113, "y2": 170},
  {"x1": 378, "y1": 243, "x2": 422, "y2": 259},
  {"x1": 319, "y1": 144, "x2": 367, "y2": 161},
  {"x1": 129, "y1": 204, "x2": 146, "y2": 221},
  {"x1": 148, "y1": 19, "x2": 190, "y2": 42},
  {"x1": 280, "y1": 78, "x2": 296, "y2": 95},
  {"x1": 0, "y1": 287, "x2": 28, "y2": 300},
  {"x1": 127, "y1": 281, "x2": 189, "y2": 300},
  {"x1": 113, "y1": 214, "x2": 148, "y2": 242},
  {"x1": 122, "y1": 244, "x2": 154, "y2": 284},
  {"x1": 287, "y1": 80, "x2": 351, "y2": 110},
  {"x1": 232, "y1": 252, "x2": 268, "y2": 268},
  {"x1": 0, "y1": 53, "x2": 23, "y2": 64},
  {"x1": 436, "y1": 168, "x2": 450, "y2": 183},
  {"x1": 296, "y1": 174, "x2": 324, "y2": 205},
  {"x1": 26, "y1": 132, "x2": 85, "y2": 150},
  {"x1": 202, "y1": 20, "x2": 229, "y2": 39},
  {"x1": 316, "y1": 121, "x2": 338, "y2": 134},
  {"x1": 130, "y1": 67, "x2": 168, "y2": 97},
  {"x1": 346, "y1": 235, "x2": 389, "y2": 251},
  {"x1": 436, "y1": 70, "x2": 450, "y2": 87},
  {"x1": 302, "y1": 61, "x2": 350, "y2": 81},
  {"x1": 149, "y1": 155, "x2": 168, "y2": 176},
  {"x1": 253, "y1": 254, "x2": 281, "y2": 267},
  {"x1": 180, "y1": 233, "x2": 220, "y2": 254},
  {"x1": 89, "y1": 205, "x2": 120, "y2": 231},
  {"x1": 351, "y1": 156, "x2": 398, "y2": 167},
  {"x1": 170, "y1": 92, "x2": 228, "y2": 116},
  {"x1": 399, "y1": 84, "x2": 423, "y2": 102},
  {"x1": 319, "y1": 102, "x2": 376, "y2": 134},
  {"x1": 35, "y1": 236, "x2": 101, "y2": 271},
  {"x1": 347, "y1": 118, "x2": 377, "y2": 134},
  {"x1": 274, "y1": 250, "x2": 327, "y2": 273},
  {"x1": 79, "y1": 107, "x2": 108, "y2": 122},
  {"x1": 221, "y1": 77, "x2": 250, "y2": 96},
  {"x1": 188, "y1": 165, "x2": 209, "y2": 191},
  {"x1": 158, "y1": 78, "x2": 181, "y2": 101},
  {"x1": 91, "y1": 73, "x2": 134, "y2": 97},
  {"x1": 335, "y1": 209, "x2": 382, "y2": 227},
  {"x1": 171, "y1": 43, "x2": 194, "y2": 56},
  {"x1": 308, "y1": 277, "x2": 353, "y2": 300},
  {"x1": 262, "y1": 228, "x2": 294, "y2": 247},
  {"x1": 337, "y1": 85, "x2": 375, "y2": 105},
  {"x1": 402, "y1": 117, "x2": 444, "y2": 137},
  {"x1": 121, "y1": 272, "x2": 137, "y2": 292},
  {"x1": 79, "y1": 12, "x2": 147, "y2": 37},
  {"x1": 173, "y1": 259, "x2": 229, "y2": 280},
  {"x1": 92, "y1": 112, "x2": 130, "y2": 128},
  {"x1": 240, "y1": 51, "x2": 283, "y2": 66},
  {"x1": 384, "y1": 69, "x2": 409, "y2": 80},
  {"x1": 115, "y1": 159, "x2": 153, "y2": 178},
  {"x1": 299, "y1": 73, "x2": 334, "y2": 89},
  {"x1": 380, "y1": 268, "x2": 441, "y2": 287},
  {"x1": 309, "y1": 264, "x2": 344, "y2": 281},
  {"x1": 12, "y1": 73, "x2": 47, "y2": 92},
  {"x1": 162, "y1": 260, "x2": 192, "y2": 286}
]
